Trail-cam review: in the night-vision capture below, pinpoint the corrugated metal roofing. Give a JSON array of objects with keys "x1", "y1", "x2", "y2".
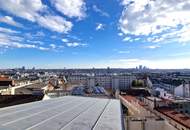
[{"x1": 0, "y1": 96, "x2": 123, "y2": 130}]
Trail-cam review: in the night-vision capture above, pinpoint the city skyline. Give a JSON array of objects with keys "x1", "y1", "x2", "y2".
[{"x1": 0, "y1": 0, "x2": 190, "y2": 69}]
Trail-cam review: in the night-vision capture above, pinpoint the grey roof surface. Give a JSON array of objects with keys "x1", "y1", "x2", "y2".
[
  {"x1": 0, "y1": 96, "x2": 123, "y2": 130},
  {"x1": 0, "y1": 86, "x2": 9, "y2": 90}
]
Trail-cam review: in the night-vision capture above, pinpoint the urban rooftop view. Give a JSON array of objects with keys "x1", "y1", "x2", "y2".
[{"x1": 0, "y1": 0, "x2": 190, "y2": 130}]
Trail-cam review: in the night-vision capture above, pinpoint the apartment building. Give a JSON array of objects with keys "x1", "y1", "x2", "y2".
[
  {"x1": 174, "y1": 83, "x2": 190, "y2": 98},
  {"x1": 119, "y1": 95, "x2": 178, "y2": 130},
  {"x1": 66, "y1": 74, "x2": 136, "y2": 90}
]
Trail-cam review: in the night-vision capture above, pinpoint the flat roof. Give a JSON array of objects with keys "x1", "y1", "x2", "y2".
[
  {"x1": 0, "y1": 96, "x2": 123, "y2": 130},
  {"x1": 0, "y1": 86, "x2": 9, "y2": 89}
]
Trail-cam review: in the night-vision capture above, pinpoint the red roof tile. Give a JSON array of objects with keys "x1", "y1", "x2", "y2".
[
  {"x1": 157, "y1": 108, "x2": 190, "y2": 128},
  {"x1": 0, "y1": 77, "x2": 12, "y2": 81},
  {"x1": 121, "y1": 95, "x2": 146, "y2": 106}
]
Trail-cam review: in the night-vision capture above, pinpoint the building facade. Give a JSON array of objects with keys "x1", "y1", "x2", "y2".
[
  {"x1": 174, "y1": 83, "x2": 190, "y2": 98},
  {"x1": 66, "y1": 74, "x2": 136, "y2": 90}
]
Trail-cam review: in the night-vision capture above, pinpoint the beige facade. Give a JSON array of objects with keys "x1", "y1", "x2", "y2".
[
  {"x1": 67, "y1": 74, "x2": 136, "y2": 90},
  {"x1": 127, "y1": 116, "x2": 177, "y2": 130},
  {"x1": 119, "y1": 95, "x2": 178, "y2": 130}
]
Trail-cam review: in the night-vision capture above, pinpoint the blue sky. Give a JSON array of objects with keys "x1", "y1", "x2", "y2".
[{"x1": 0, "y1": 0, "x2": 190, "y2": 69}]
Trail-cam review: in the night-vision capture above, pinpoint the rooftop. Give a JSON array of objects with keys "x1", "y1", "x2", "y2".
[
  {"x1": 146, "y1": 96, "x2": 163, "y2": 102},
  {"x1": 0, "y1": 96, "x2": 123, "y2": 130},
  {"x1": 157, "y1": 107, "x2": 190, "y2": 128},
  {"x1": 0, "y1": 86, "x2": 9, "y2": 90},
  {"x1": 121, "y1": 95, "x2": 146, "y2": 106},
  {"x1": 0, "y1": 77, "x2": 12, "y2": 81}
]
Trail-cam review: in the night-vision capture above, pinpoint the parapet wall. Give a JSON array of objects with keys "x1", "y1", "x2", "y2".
[{"x1": 0, "y1": 95, "x2": 43, "y2": 108}]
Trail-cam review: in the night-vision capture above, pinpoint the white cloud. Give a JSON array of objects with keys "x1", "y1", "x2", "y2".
[
  {"x1": 0, "y1": 16, "x2": 23, "y2": 27},
  {"x1": 122, "y1": 37, "x2": 131, "y2": 41},
  {"x1": 65, "y1": 42, "x2": 87, "y2": 47},
  {"x1": 26, "y1": 40, "x2": 44, "y2": 45},
  {"x1": 145, "y1": 45, "x2": 160, "y2": 49},
  {"x1": 177, "y1": 25, "x2": 190, "y2": 43},
  {"x1": 0, "y1": 27, "x2": 19, "y2": 34},
  {"x1": 0, "y1": 31, "x2": 49, "y2": 51},
  {"x1": 38, "y1": 46, "x2": 49, "y2": 51},
  {"x1": 52, "y1": 0, "x2": 86, "y2": 19},
  {"x1": 0, "y1": 32, "x2": 35, "y2": 49},
  {"x1": 92, "y1": 5, "x2": 109, "y2": 17},
  {"x1": 37, "y1": 15, "x2": 73, "y2": 33},
  {"x1": 0, "y1": 38, "x2": 36, "y2": 49},
  {"x1": 145, "y1": 24, "x2": 190, "y2": 44},
  {"x1": 96, "y1": 23, "x2": 104, "y2": 30},
  {"x1": 0, "y1": 33, "x2": 23, "y2": 42},
  {"x1": 119, "y1": 0, "x2": 190, "y2": 43},
  {"x1": 12, "y1": 42, "x2": 36, "y2": 48},
  {"x1": 66, "y1": 42, "x2": 80, "y2": 47},
  {"x1": 0, "y1": 0, "x2": 45, "y2": 22},
  {"x1": 118, "y1": 32, "x2": 123, "y2": 36},
  {"x1": 147, "y1": 36, "x2": 163, "y2": 43},
  {"x1": 0, "y1": 0, "x2": 73, "y2": 33},
  {"x1": 62, "y1": 38, "x2": 69, "y2": 42},
  {"x1": 50, "y1": 44, "x2": 56, "y2": 49},
  {"x1": 24, "y1": 32, "x2": 45, "y2": 40}
]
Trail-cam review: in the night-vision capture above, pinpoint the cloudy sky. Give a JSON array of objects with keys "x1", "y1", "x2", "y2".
[{"x1": 0, "y1": 0, "x2": 190, "y2": 69}]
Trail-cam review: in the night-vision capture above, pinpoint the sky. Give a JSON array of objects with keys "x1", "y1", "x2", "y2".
[{"x1": 0, "y1": 0, "x2": 190, "y2": 69}]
